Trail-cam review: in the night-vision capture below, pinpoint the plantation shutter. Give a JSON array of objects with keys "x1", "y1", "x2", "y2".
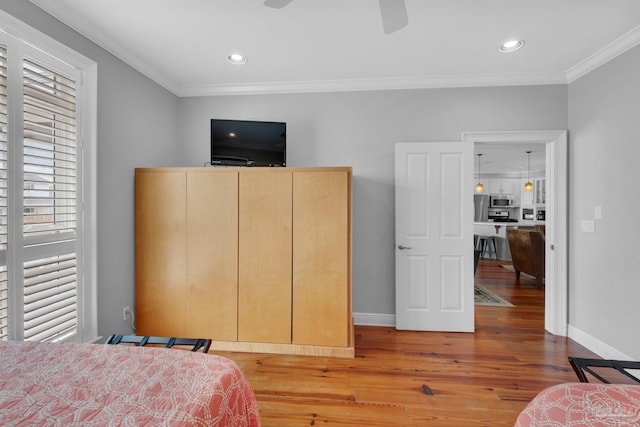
[
  {"x1": 22, "y1": 57, "x2": 78, "y2": 342},
  {"x1": 0, "y1": 45, "x2": 8, "y2": 341}
]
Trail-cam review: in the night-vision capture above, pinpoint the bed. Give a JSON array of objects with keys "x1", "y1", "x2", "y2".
[
  {"x1": 514, "y1": 383, "x2": 640, "y2": 426},
  {"x1": 515, "y1": 357, "x2": 640, "y2": 426},
  {"x1": 0, "y1": 340, "x2": 261, "y2": 426}
]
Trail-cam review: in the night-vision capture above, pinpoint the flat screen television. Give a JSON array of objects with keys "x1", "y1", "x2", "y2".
[{"x1": 210, "y1": 119, "x2": 286, "y2": 167}]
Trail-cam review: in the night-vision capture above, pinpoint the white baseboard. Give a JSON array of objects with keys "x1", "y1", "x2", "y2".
[
  {"x1": 568, "y1": 324, "x2": 634, "y2": 360},
  {"x1": 353, "y1": 312, "x2": 396, "y2": 327}
]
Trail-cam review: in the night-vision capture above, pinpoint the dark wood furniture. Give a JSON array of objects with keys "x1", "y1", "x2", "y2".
[{"x1": 507, "y1": 227, "x2": 545, "y2": 287}]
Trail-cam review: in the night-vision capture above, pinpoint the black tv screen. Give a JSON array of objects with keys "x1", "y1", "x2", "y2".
[{"x1": 210, "y1": 119, "x2": 286, "y2": 167}]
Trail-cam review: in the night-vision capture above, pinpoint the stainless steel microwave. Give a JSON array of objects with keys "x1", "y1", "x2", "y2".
[{"x1": 490, "y1": 196, "x2": 516, "y2": 207}]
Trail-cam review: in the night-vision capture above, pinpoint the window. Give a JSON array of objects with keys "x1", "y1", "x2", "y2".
[{"x1": 0, "y1": 11, "x2": 97, "y2": 343}]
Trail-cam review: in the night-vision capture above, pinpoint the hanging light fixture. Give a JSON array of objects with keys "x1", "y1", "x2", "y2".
[
  {"x1": 475, "y1": 153, "x2": 484, "y2": 193},
  {"x1": 524, "y1": 151, "x2": 534, "y2": 192}
]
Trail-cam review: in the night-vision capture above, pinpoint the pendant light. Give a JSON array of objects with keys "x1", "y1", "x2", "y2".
[
  {"x1": 475, "y1": 153, "x2": 484, "y2": 193},
  {"x1": 524, "y1": 151, "x2": 534, "y2": 192}
]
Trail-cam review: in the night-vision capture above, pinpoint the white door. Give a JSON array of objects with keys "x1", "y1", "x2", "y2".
[{"x1": 395, "y1": 142, "x2": 474, "y2": 332}]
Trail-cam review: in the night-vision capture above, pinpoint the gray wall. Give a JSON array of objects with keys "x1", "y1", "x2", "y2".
[
  {"x1": 568, "y1": 44, "x2": 640, "y2": 359},
  {"x1": 178, "y1": 86, "x2": 568, "y2": 316},
  {"x1": 0, "y1": 1, "x2": 180, "y2": 339}
]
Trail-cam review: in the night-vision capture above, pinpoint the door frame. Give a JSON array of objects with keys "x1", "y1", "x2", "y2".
[{"x1": 461, "y1": 130, "x2": 568, "y2": 336}]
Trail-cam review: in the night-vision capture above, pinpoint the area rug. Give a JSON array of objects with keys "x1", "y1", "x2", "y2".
[{"x1": 474, "y1": 284, "x2": 514, "y2": 307}]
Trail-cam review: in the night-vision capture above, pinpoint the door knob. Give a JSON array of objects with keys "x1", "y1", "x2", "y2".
[{"x1": 397, "y1": 245, "x2": 412, "y2": 250}]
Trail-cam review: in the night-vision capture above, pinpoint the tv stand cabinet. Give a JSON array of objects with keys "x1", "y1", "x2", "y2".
[{"x1": 135, "y1": 167, "x2": 353, "y2": 357}]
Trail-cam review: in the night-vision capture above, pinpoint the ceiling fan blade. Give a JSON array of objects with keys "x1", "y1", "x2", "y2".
[
  {"x1": 263, "y1": 0, "x2": 294, "y2": 8},
  {"x1": 379, "y1": 0, "x2": 408, "y2": 34}
]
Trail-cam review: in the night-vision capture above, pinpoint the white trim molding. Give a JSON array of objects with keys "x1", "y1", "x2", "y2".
[
  {"x1": 177, "y1": 72, "x2": 568, "y2": 97},
  {"x1": 568, "y1": 325, "x2": 634, "y2": 360},
  {"x1": 353, "y1": 312, "x2": 396, "y2": 328},
  {"x1": 566, "y1": 24, "x2": 640, "y2": 83},
  {"x1": 28, "y1": 0, "x2": 181, "y2": 95},
  {"x1": 461, "y1": 130, "x2": 568, "y2": 337}
]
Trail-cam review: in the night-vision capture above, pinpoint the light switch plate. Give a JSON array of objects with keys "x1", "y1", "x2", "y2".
[
  {"x1": 580, "y1": 219, "x2": 595, "y2": 233},
  {"x1": 594, "y1": 206, "x2": 602, "y2": 219}
]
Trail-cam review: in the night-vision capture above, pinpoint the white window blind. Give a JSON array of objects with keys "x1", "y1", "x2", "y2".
[
  {"x1": 21, "y1": 56, "x2": 78, "y2": 342},
  {"x1": 23, "y1": 58, "x2": 77, "y2": 242},
  {"x1": 0, "y1": 44, "x2": 8, "y2": 341},
  {"x1": 23, "y1": 253, "x2": 77, "y2": 341}
]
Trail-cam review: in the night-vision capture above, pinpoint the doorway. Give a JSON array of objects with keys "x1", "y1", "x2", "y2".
[
  {"x1": 473, "y1": 140, "x2": 546, "y2": 328},
  {"x1": 462, "y1": 130, "x2": 568, "y2": 336}
]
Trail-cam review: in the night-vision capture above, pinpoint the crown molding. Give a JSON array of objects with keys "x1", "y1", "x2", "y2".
[
  {"x1": 566, "y1": 24, "x2": 640, "y2": 83},
  {"x1": 28, "y1": 0, "x2": 182, "y2": 95},
  {"x1": 177, "y1": 72, "x2": 568, "y2": 97}
]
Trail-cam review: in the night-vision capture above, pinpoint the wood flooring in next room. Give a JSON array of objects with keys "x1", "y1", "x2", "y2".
[{"x1": 217, "y1": 259, "x2": 598, "y2": 427}]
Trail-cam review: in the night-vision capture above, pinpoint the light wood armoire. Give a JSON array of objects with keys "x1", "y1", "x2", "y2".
[{"x1": 135, "y1": 167, "x2": 353, "y2": 357}]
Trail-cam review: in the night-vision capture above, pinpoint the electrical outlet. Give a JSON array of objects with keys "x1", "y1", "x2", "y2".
[
  {"x1": 123, "y1": 306, "x2": 131, "y2": 322},
  {"x1": 580, "y1": 219, "x2": 595, "y2": 233}
]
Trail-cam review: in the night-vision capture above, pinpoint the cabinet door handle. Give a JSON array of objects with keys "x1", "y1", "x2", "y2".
[{"x1": 397, "y1": 245, "x2": 412, "y2": 250}]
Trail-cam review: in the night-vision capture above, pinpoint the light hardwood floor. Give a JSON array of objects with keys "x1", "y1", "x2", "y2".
[{"x1": 217, "y1": 259, "x2": 598, "y2": 426}]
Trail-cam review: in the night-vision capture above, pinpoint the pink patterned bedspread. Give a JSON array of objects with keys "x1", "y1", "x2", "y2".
[
  {"x1": 515, "y1": 383, "x2": 640, "y2": 426},
  {"x1": 0, "y1": 340, "x2": 261, "y2": 426}
]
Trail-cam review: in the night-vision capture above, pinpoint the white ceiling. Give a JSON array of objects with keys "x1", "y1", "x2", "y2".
[
  {"x1": 474, "y1": 143, "x2": 545, "y2": 176},
  {"x1": 26, "y1": 1, "x2": 640, "y2": 173},
  {"x1": 29, "y1": 0, "x2": 640, "y2": 97}
]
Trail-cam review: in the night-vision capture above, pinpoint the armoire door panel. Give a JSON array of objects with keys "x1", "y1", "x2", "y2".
[
  {"x1": 186, "y1": 171, "x2": 238, "y2": 341},
  {"x1": 238, "y1": 171, "x2": 292, "y2": 343},
  {"x1": 292, "y1": 171, "x2": 350, "y2": 347},
  {"x1": 135, "y1": 171, "x2": 187, "y2": 337}
]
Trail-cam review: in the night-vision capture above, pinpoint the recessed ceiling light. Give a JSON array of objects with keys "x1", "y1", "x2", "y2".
[
  {"x1": 499, "y1": 39, "x2": 525, "y2": 53},
  {"x1": 227, "y1": 54, "x2": 247, "y2": 65}
]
